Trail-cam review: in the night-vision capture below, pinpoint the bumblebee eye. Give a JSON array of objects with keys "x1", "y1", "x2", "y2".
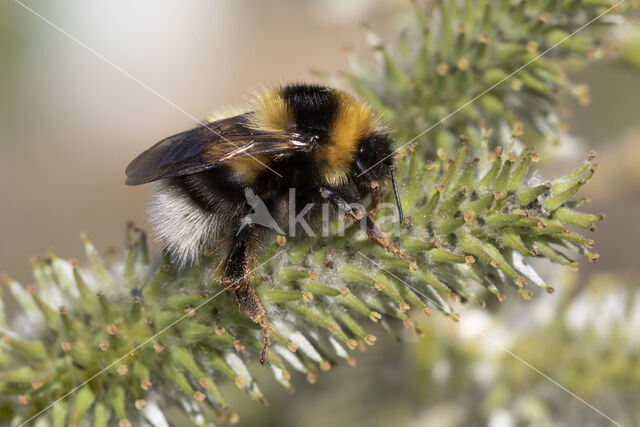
[{"x1": 355, "y1": 135, "x2": 393, "y2": 176}]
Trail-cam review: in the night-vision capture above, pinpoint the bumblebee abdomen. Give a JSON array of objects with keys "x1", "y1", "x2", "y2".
[{"x1": 149, "y1": 173, "x2": 244, "y2": 267}]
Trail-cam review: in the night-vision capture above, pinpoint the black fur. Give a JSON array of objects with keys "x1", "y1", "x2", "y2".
[
  {"x1": 169, "y1": 165, "x2": 245, "y2": 213},
  {"x1": 353, "y1": 135, "x2": 394, "y2": 186},
  {"x1": 282, "y1": 84, "x2": 338, "y2": 134}
]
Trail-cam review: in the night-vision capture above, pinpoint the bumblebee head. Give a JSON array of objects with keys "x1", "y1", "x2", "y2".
[{"x1": 353, "y1": 134, "x2": 404, "y2": 223}]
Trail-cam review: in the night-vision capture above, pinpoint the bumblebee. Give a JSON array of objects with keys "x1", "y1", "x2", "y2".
[{"x1": 125, "y1": 84, "x2": 412, "y2": 363}]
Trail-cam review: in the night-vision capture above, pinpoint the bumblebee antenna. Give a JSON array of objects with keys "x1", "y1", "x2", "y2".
[{"x1": 389, "y1": 163, "x2": 404, "y2": 224}]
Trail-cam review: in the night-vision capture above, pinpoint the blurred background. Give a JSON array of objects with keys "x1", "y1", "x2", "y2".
[{"x1": 1, "y1": 1, "x2": 639, "y2": 426}]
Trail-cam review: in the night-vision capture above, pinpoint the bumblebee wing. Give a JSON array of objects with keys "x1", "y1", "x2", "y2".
[{"x1": 125, "y1": 114, "x2": 312, "y2": 185}]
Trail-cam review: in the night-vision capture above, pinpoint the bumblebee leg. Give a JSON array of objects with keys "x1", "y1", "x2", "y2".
[
  {"x1": 219, "y1": 222, "x2": 271, "y2": 364},
  {"x1": 319, "y1": 186, "x2": 415, "y2": 263},
  {"x1": 368, "y1": 180, "x2": 382, "y2": 218},
  {"x1": 318, "y1": 186, "x2": 365, "y2": 222},
  {"x1": 364, "y1": 216, "x2": 415, "y2": 263}
]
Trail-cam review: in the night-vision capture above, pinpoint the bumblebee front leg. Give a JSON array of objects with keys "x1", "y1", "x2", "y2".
[
  {"x1": 368, "y1": 180, "x2": 382, "y2": 218},
  {"x1": 319, "y1": 186, "x2": 415, "y2": 263},
  {"x1": 319, "y1": 186, "x2": 366, "y2": 222},
  {"x1": 364, "y1": 216, "x2": 415, "y2": 263},
  {"x1": 219, "y1": 221, "x2": 271, "y2": 364}
]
